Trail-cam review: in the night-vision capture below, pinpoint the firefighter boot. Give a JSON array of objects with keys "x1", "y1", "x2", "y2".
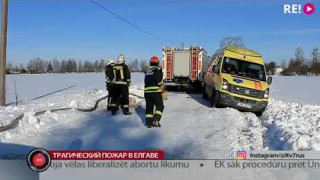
[
  {"x1": 123, "y1": 111, "x2": 132, "y2": 115},
  {"x1": 111, "y1": 107, "x2": 117, "y2": 115},
  {"x1": 111, "y1": 110, "x2": 117, "y2": 115},
  {"x1": 146, "y1": 118, "x2": 153, "y2": 128},
  {"x1": 123, "y1": 108, "x2": 132, "y2": 115},
  {"x1": 152, "y1": 114, "x2": 161, "y2": 127}
]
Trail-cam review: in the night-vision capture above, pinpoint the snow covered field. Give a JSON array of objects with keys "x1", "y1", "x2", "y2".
[
  {"x1": 0, "y1": 73, "x2": 320, "y2": 159},
  {"x1": 269, "y1": 76, "x2": 320, "y2": 105}
]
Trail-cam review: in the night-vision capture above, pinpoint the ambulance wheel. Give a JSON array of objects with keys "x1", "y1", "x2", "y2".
[
  {"x1": 194, "y1": 81, "x2": 203, "y2": 93},
  {"x1": 255, "y1": 108, "x2": 266, "y2": 117}
]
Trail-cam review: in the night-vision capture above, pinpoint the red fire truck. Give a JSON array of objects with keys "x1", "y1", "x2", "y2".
[{"x1": 162, "y1": 46, "x2": 209, "y2": 91}]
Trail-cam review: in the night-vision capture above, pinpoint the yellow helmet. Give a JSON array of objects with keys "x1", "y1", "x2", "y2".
[{"x1": 117, "y1": 54, "x2": 126, "y2": 63}]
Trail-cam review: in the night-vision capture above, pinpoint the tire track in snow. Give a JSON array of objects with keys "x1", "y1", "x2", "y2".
[{"x1": 178, "y1": 93, "x2": 265, "y2": 158}]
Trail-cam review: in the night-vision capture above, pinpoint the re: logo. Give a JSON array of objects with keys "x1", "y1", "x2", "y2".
[{"x1": 284, "y1": 4, "x2": 302, "y2": 14}]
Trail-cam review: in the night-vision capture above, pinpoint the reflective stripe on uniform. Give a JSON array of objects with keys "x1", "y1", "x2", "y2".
[
  {"x1": 113, "y1": 69, "x2": 116, "y2": 80},
  {"x1": 120, "y1": 69, "x2": 124, "y2": 79},
  {"x1": 109, "y1": 104, "x2": 117, "y2": 107},
  {"x1": 114, "y1": 81, "x2": 128, "y2": 85},
  {"x1": 114, "y1": 66, "x2": 124, "y2": 80},
  {"x1": 144, "y1": 90, "x2": 162, "y2": 93},
  {"x1": 144, "y1": 86, "x2": 161, "y2": 93},
  {"x1": 113, "y1": 66, "x2": 123, "y2": 70},
  {"x1": 146, "y1": 114, "x2": 154, "y2": 118},
  {"x1": 144, "y1": 86, "x2": 160, "y2": 91},
  {"x1": 123, "y1": 105, "x2": 129, "y2": 108},
  {"x1": 155, "y1": 111, "x2": 162, "y2": 116},
  {"x1": 149, "y1": 66, "x2": 159, "y2": 69}
]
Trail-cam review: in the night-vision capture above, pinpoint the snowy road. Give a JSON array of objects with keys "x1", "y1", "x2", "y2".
[
  {"x1": 1, "y1": 73, "x2": 320, "y2": 159},
  {"x1": 0, "y1": 90, "x2": 264, "y2": 159}
]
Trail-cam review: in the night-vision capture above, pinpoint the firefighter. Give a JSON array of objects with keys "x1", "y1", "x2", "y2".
[
  {"x1": 105, "y1": 59, "x2": 115, "y2": 111},
  {"x1": 144, "y1": 56, "x2": 164, "y2": 128},
  {"x1": 110, "y1": 54, "x2": 132, "y2": 115}
]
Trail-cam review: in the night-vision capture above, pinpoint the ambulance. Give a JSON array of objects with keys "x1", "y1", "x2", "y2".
[{"x1": 202, "y1": 46, "x2": 272, "y2": 115}]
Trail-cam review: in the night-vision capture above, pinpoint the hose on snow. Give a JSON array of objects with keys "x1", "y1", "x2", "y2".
[
  {"x1": 0, "y1": 91, "x2": 146, "y2": 133},
  {"x1": 0, "y1": 95, "x2": 108, "y2": 133}
]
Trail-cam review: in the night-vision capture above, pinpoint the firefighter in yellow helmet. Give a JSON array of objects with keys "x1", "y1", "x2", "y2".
[
  {"x1": 110, "y1": 54, "x2": 132, "y2": 115},
  {"x1": 144, "y1": 56, "x2": 164, "y2": 128}
]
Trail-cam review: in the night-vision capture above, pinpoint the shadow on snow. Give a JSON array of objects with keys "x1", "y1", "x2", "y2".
[{"x1": 36, "y1": 108, "x2": 201, "y2": 159}]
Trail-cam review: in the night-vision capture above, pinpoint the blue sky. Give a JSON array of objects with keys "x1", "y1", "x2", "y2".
[{"x1": 3, "y1": 0, "x2": 320, "y2": 65}]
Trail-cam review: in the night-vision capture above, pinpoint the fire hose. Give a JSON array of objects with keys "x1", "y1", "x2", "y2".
[{"x1": 0, "y1": 92, "x2": 145, "y2": 133}]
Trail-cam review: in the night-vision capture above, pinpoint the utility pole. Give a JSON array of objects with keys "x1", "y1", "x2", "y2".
[{"x1": 0, "y1": 0, "x2": 8, "y2": 105}]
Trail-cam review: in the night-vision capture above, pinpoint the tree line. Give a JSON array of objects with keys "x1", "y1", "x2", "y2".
[
  {"x1": 6, "y1": 58, "x2": 149, "y2": 74},
  {"x1": 6, "y1": 35, "x2": 320, "y2": 76},
  {"x1": 265, "y1": 47, "x2": 320, "y2": 75}
]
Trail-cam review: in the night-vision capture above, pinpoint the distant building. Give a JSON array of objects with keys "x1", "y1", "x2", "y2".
[
  {"x1": 20, "y1": 68, "x2": 28, "y2": 74},
  {"x1": 273, "y1": 66, "x2": 284, "y2": 75}
]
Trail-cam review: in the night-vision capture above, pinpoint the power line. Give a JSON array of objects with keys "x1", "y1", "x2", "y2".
[{"x1": 89, "y1": 0, "x2": 173, "y2": 45}]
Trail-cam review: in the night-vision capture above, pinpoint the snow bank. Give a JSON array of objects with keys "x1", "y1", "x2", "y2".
[
  {"x1": 0, "y1": 86, "x2": 143, "y2": 143},
  {"x1": 227, "y1": 111, "x2": 266, "y2": 152},
  {"x1": 0, "y1": 90, "x2": 99, "y2": 141},
  {"x1": 262, "y1": 99, "x2": 320, "y2": 150}
]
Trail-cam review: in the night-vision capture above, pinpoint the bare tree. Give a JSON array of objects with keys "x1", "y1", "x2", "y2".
[
  {"x1": 65, "y1": 59, "x2": 77, "y2": 73},
  {"x1": 6, "y1": 62, "x2": 13, "y2": 74},
  {"x1": 311, "y1": 48, "x2": 320, "y2": 75},
  {"x1": 139, "y1": 59, "x2": 148, "y2": 72},
  {"x1": 84, "y1": 61, "x2": 94, "y2": 72},
  {"x1": 311, "y1": 48, "x2": 319, "y2": 63},
  {"x1": 52, "y1": 58, "x2": 60, "y2": 73},
  {"x1": 295, "y1": 47, "x2": 305, "y2": 62},
  {"x1": 78, "y1": 60, "x2": 84, "y2": 72},
  {"x1": 220, "y1": 36, "x2": 245, "y2": 49},
  {"x1": 61, "y1": 60, "x2": 67, "y2": 73},
  {"x1": 27, "y1": 57, "x2": 48, "y2": 74},
  {"x1": 93, "y1": 60, "x2": 99, "y2": 72},
  {"x1": 99, "y1": 60, "x2": 105, "y2": 72}
]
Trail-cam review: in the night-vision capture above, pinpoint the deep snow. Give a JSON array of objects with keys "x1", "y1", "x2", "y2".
[
  {"x1": 0, "y1": 73, "x2": 320, "y2": 159},
  {"x1": 269, "y1": 76, "x2": 320, "y2": 105}
]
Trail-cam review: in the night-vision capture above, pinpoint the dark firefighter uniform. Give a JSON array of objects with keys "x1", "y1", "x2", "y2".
[
  {"x1": 105, "y1": 61, "x2": 115, "y2": 111},
  {"x1": 144, "y1": 56, "x2": 164, "y2": 127},
  {"x1": 110, "y1": 63, "x2": 131, "y2": 115}
]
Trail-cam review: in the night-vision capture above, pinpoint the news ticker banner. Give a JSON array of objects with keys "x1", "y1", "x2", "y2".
[
  {"x1": 50, "y1": 150, "x2": 164, "y2": 160},
  {"x1": 25, "y1": 149, "x2": 320, "y2": 172},
  {"x1": 3, "y1": 150, "x2": 320, "y2": 180}
]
